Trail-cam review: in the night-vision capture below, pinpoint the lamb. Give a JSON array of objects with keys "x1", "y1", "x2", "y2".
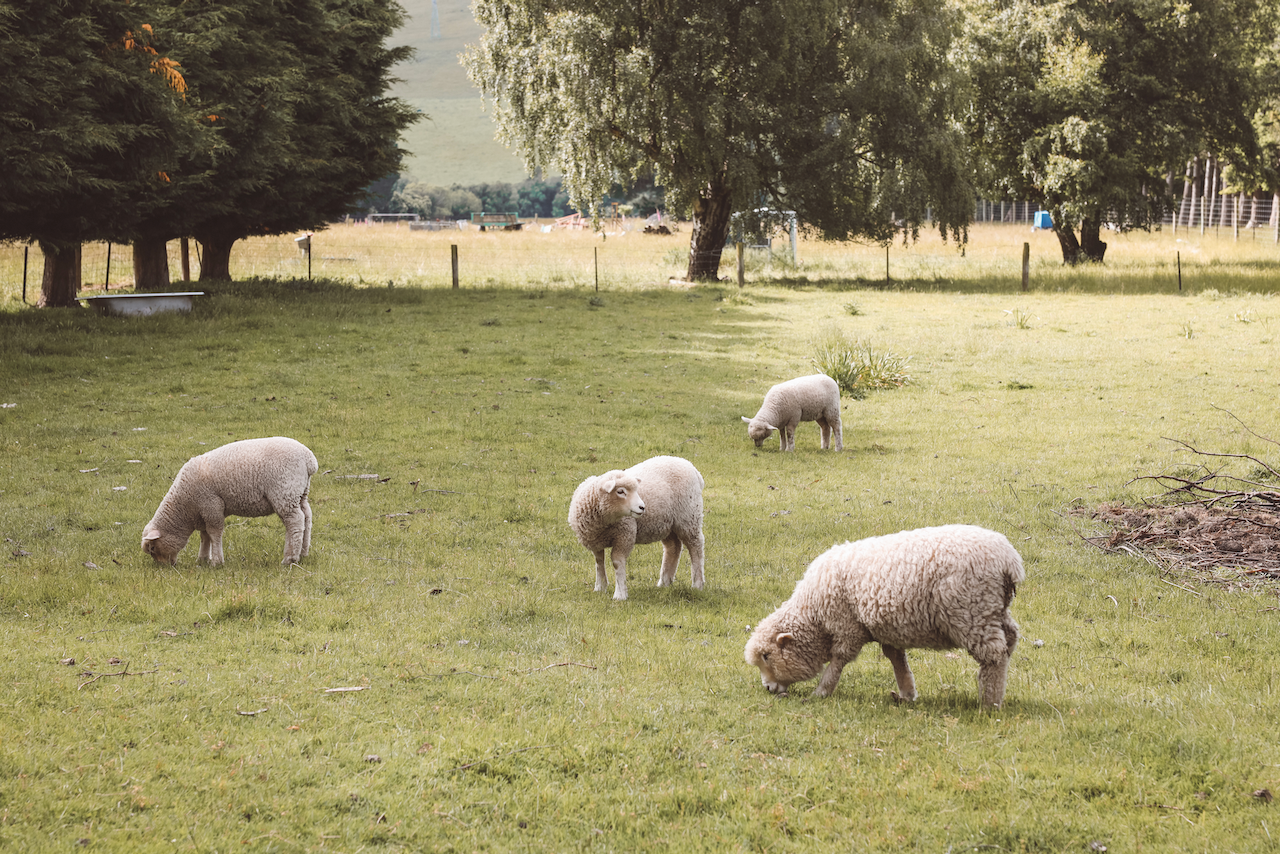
[
  {"x1": 567, "y1": 455, "x2": 706, "y2": 600},
  {"x1": 742, "y1": 374, "x2": 842, "y2": 451},
  {"x1": 744, "y1": 524, "x2": 1024, "y2": 708},
  {"x1": 142, "y1": 437, "x2": 318, "y2": 567}
]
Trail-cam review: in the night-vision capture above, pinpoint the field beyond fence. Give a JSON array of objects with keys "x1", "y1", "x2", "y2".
[{"x1": 6, "y1": 218, "x2": 1280, "y2": 305}]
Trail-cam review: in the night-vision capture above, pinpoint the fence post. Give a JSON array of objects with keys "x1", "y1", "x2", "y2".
[
  {"x1": 181, "y1": 237, "x2": 191, "y2": 281},
  {"x1": 594, "y1": 247, "x2": 599, "y2": 292},
  {"x1": 1177, "y1": 251, "x2": 1182, "y2": 291},
  {"x1": 104, "y1": 242, "x2": 111, "y2": 291},
  {"x1": 22, "y1": 244, "x2": 28, "y2": 303},
  {"x1": 451, "y1": 244, "x2": 459, "y2": 288},
  {"x1": 736, "y1": 242, "x2": 744, "y2": 288},
  {"x1": 885, "y1": 244, "x2": 890, "y2": 283},
  {"x1": 1021, "y1": 242, "x2": 1029, "y2": 292}
]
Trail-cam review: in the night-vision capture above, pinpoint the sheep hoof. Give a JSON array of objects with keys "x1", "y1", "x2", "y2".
[{"x1": 890, "y1": 691, "x2": 917, "y2": 704}]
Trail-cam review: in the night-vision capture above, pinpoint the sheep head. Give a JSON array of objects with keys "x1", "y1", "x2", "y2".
[
  {"x1": 141, "y1": 527, "x2": 187, "y2": 566},
  {"x1": 742, "y1": 416, "x2": 777, "y2": 448},
  {"x1": 596, "y1": 471, "x2": 645, "y2": 520},
  {"x1": 745, "y1": 617, "x2": 827, "y2": 694}
]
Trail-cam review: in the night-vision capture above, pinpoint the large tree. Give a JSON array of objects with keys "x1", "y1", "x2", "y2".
[
  {"x1": 961, "y1": 0, "x2": 1277, "y2": 264},
  {"x1": 0, "y1": 0, "x2": 206, "y2": 305},
  {"x1": 172, "y1": 0, "x2": 418, "y2": 284},
  {"x1": 466, "y1": 0, "x2": 974, "y2": 281}
]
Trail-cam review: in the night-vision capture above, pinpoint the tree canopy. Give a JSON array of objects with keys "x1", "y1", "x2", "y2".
[
  {"x1": 0, "y1": 0, "x2": 418, "y2": 303},
  {"x1": 466, "y1": 0, "x2": 975, "y2": 280},
  {"x1": 961, "y1": 0, "x2": 1279, "y2": 263}
]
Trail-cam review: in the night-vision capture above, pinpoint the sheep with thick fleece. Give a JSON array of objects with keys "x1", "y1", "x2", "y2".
[
  {"x1": 567, "y1": 455, "x2": 705, "y2": 600},
  {"x1": 745, "y1": 525, "x2": 1024, "y2": 707},
  {"x1": 142, "y1": 437, "x2": 318, "y2": 567},
  {"x1": 743, "y1": 374, "x2": 842, "y2": 451}
]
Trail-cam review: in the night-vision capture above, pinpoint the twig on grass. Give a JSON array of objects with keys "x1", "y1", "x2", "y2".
[
  {"x1": 453, "y1": 744, "x2": 553, "y2": 772},
  {"x1": 237, "y1": 708, "x2": 269, "y2": 716},
  {"x1": 77, "y1": 663, "x2": 159, "y2": 690},
  {"x1": 519, "y1": 662, "x2": 597, "y2": 674},
  {"x1": 323, "y1": 686, "x2": 367, "y2": 693},
  {"x1": 1161, "y1": 578, "x2": 1201, "y2": 597}
]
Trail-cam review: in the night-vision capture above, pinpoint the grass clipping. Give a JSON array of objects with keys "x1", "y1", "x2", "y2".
[
  {"x1": 1081, "y1": 413, "x2": 1280, "y2": 587},
  {"x1": 811, "y1": 329, "x2": 911, "y2": 400}
]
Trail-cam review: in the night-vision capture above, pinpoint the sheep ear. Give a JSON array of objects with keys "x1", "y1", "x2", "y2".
[
  {"x1": 741, "y1": 416, "x2": 752, "y2": 424},
  {"x1": 598, "y1": 477, "x2": 617, "y2": 494},
  {"x1": 764, "y1": 423, "x2": 779, "y2": 433},
  {"x1": 775, "y1": 632, "x2": 794, "y2": 648}
]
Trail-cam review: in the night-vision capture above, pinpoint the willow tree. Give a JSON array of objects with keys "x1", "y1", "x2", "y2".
[
  {"x1": 466, "y1": 0, "x2": 974, "y2": 280},
  {"x1": 961, "y1": 0, "x2": 1276, "y2": 264}
]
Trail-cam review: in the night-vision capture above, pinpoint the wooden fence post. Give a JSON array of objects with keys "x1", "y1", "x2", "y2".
[
  {"x1": 451, "y1": 244, "x2": 459, "y2": 288},
  {"x1": 737, "y1": 242, "x2": 744, "y2": 288},
  {"x1": 1021, "y1": 242, "x2": 1029, "y2": 292}
]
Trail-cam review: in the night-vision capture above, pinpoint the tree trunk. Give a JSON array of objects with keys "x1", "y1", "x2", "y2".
[
  {"x1": 686, "y1": 183, "x2": 734, "y2": 281},
  {"x1": 132, "y1": 237, "x2": 172, "y2": 291},
  {"x1": 1053, "y1": 215, "x2": 1107, "y2": 264},
  {"x1": 38, "y1": 242, "x2": 82, "y2": 308},
  {"x1": 196, "y1": 234, "x2": 236, "y2": 281}
]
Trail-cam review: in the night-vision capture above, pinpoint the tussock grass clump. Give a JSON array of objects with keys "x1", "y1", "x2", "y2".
[{"x1": 810, "y1": 329, "x2": 912, "y2": 399}]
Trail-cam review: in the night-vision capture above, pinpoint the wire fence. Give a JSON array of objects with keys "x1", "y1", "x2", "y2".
[{"x1": 5, "y1": 205, "x2": 1280, "y2": 304}]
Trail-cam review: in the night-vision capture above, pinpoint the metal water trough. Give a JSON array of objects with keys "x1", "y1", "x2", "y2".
[{"x1": 80, "y1": 292, "x2": 204, "y2": 316}]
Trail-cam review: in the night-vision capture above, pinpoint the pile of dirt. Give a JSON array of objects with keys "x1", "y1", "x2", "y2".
[{"x1": 1081, "y1": 501, "x2": 1280, "y2": 586}]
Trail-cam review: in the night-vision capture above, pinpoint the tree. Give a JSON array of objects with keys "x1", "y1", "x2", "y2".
[
  {"x1": 0, "y1": 0, "x2": 208, "y2": 305},
  {"x1": 466, "y1": 0, "x2": 974, "y2": 281},
  {"x1": 961, "y1": 0, "x2": 1277, "y2": 263},
  {"x1": 142, "y1": 0, "x2": 419, "y2": 285}
]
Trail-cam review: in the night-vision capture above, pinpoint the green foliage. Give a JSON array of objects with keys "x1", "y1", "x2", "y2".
[
  {"x1": 465, "y1": 0, "x2": 975, "y2": 278},
  {"x1": 0, "y1": 279, "x2": 1279, "y2": 849},
  {"x1": 961, "y1": 0, "x2": 1279, "y2": 263},
  {"x1": 810, "y1": 329, "x2": 912, "y2": 399}
]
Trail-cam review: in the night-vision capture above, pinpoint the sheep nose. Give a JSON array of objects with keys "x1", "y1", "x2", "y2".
[{"x1": 636, "y1": 502, "x2": 645, "y2": 514}]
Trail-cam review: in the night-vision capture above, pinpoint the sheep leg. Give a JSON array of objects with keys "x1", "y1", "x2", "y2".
[
  {"x1": 818, "y1": 419, "x2": 832, "y2": 450},
  {"x1": 813, "y1": 657, "x2": 849, "y2": 697},
  {"x1": 278, "y1": 506, "x2": 307, "y2": 565},
  {"x1": 610, "y1": 545, "x2": 632, "y2": 600},
  {"x1": 974, "y1": 613, "x2": 1019, "y2": 708},
  {"x1": 197, "y1": 529, "x2": 214, "y2": 564},
  {"x1": 204, "y1": 520, "x2": 226, "y2": 566},
  {"x1": 976, "y1": 655, "x2": 1011, "y2": 709},
  {"x1": 592, "y1": 550, "x2": 610, "y2": 593},
  {"x1": 831, "y1": 412, "x2": 843, "y2": 451},
  {"x1": 782, "y1": 424, "x2": 796, "y2": 452},
  {"x1": 686, "y1": 531, "x2": 705, "y2": 589},
  {"x1": 299, "y1": 494, "x2": 313, "y2": 557},
  {"x1": 882, "y1": 645, "x2": 918, "y2": 702},
  {"x1": 657, "y1": 537, "x2": 682, "y2": 587}
]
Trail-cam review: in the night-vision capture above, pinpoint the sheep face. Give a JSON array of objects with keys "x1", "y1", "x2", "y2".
[
  {"x1": 741, "y1": 416, "x2": 776, "y2": 448},
  {"x1": 141, "y1": 527, "x2": 189, "y2": 566},
  {"x1": 597, "y1": 472, "x2": 645, "y2": 519},
  {"x1": 744, "y1": 620, "x2": 827, "y2": 695}
]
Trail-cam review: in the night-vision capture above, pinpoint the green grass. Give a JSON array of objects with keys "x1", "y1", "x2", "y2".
[{"x1": 1, "y1": 270, "x2": 1279, "y2": 851}]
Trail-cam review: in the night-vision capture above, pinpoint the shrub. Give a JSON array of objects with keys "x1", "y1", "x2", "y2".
[{"x1": 811, "y1": 329, "x2": 912, "y2": 399}]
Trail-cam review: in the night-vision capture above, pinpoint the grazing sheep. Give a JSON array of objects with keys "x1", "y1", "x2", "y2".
[
  {"x1": 567, "y1": 455, "x2": 706, "y2": 600},
  {"x1": 142, "y1": 437, "x2": 318, "y2": 567},
  {"x1": 742, "y1": 374, "x2": 842, "y2": 451},
  {"x1": 745, "y1": 525, "x2": 1024, "y2": 708}
]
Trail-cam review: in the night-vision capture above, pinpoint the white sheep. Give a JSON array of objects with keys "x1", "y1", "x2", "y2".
[
  {"x1": 567, "y1": 455, "x2": 706, "y2": 600},
  {"x1": 744, "y1": 524, "x2": 1024, "y2": 707},
  {"x1": 742, "y1": 374, "x2": 842, "y2": 451},
  {"x1": 142, "y1": 437, "x2": 318, "y2": 567}
]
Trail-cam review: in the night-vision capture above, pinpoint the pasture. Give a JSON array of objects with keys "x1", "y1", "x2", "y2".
[{"x1": 0, "y1": 223, "x2": 1278, "y2": 852}]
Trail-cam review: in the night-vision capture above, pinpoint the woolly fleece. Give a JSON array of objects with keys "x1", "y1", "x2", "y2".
[
  {"x1": 567, "y1": 455, "x2": 706, "y2": 600},
  {"x1": 142, "y1": 436, "x2": 318, "y2": 567},
  {"x1": 743, "y1": 374, "x2": 842, "y2": 451},
  {"x1": 745, "y1": 524, "x2": 1024, "y2": 707}
]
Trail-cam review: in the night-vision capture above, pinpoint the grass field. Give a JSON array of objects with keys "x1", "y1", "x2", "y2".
[{"x1": 1, "y1": 226, "x2": 1278, "y2": 851}]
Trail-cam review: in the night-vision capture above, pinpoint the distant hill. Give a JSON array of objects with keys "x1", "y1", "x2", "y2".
[{"x1": 390, "y1": 0, "x2": 533, "y2": 186}]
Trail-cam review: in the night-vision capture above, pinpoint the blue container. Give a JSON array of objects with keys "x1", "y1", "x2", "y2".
[{"x1": 1034, "y1": 210, "x2": 1053, "y2": 229}]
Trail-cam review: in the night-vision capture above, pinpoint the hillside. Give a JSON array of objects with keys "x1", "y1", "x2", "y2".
[{"x1": 390, "y1": 0, "x2": 532, "y2": 186}]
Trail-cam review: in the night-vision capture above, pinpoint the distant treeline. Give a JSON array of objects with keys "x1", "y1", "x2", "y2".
[{"x1": 365, "y1": 174, "x2": 666, "y2": 221}]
